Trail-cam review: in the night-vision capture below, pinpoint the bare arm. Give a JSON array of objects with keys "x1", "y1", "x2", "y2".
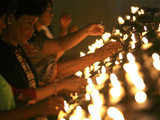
[
  {"x1": 56, "y1": 42, "x2": 122, "y2": 78},
  {"x1": 41, "y1": 24, "x2": 104, "y2": 56},
  {"x1": 0, "y1": 96, "x2": 64, "y2": 120},
  {"x1": 0, "y1": 103, "x2": 42, "y2": 120}
]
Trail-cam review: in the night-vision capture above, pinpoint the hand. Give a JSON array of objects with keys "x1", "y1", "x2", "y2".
[
  {"x1": 86, "y1": 24, "x2": 104, "y2": 36},
  {"x1": 60, "y1": 13, "x2": 72, "y2": 29},
  {"x1": 58, "y1": 76, "x2": 87, "y2": 92},
  {"x1": 37, "y1": 96, "x2": 64, "y2": 116},
  {"x1": 97, "y1": 41, "x2": 123, "y2": 58},
  {"x1": 103, "y1": 41, "x2": 123, "y2": 55},
  {"x1": 69, "y1": 25, "x2": 79, "y2": 33}
]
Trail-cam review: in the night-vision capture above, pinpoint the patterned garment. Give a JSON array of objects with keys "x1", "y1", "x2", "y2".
[
  {"x1": 23, "y1": 29, "x2": 57, "y2": 86},
  {"x1": 15, "y1": 46, "x2": 37, "y2": 88}
]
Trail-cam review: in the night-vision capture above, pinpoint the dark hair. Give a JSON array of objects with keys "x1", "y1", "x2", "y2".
[
  {"x1": 14, "y1": 0, "x2": 53, "y2": 19},
  {"x1": 0, "y1": 0, "x2": 15, "y2": 17}
]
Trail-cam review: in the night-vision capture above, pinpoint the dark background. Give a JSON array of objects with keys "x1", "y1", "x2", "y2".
[{"x1": 53, "y1": 0, "x2": 160, "y2": 60}]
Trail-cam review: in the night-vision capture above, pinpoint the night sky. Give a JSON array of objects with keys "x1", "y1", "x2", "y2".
[{"x1": 53, "y1": 0, "x2": 160, "y2": 59}]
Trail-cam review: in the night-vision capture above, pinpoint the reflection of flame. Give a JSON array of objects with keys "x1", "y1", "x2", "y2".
[
  {"x1": 107, "y1": 107, "x2": 125, "y2": 120},
  {"x1": 130, "y1": 33, "x2": 137, "y2": 49},
  {"x1": 123, "y1": 53, "x2": 146, "y2": 94},
  {"x1": 69, "y1": 106, "x2": 86, "y2": 120},
  {"x1": 152, "y1": 53, "x2": 160, "y2": 70},
  {"x1": 109, "y1": 73, "x2": 125, "y2": 104},
  {"x1": 58, "y1": 101, "x2": 78, "y2": 120}
]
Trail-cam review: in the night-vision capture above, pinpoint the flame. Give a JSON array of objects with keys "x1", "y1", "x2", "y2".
[
  {"x1": 85, "y1": 76, "x2": 106, "y2": 120},
  {"x1": 157, "y1": 24, "x2": 160, "y2": 38},
  {"x1": 69, "y1": 106, "x2": 86, "y2": 120},
  {"x1": 92, "y1": 62, "x2": 101, "y2": 72},
  {"x1": 84, "y1": 67, "x2": 91, "y2": 79},
  {"x1": 138, "y1": 9, "x2": 144, "y2": 15},
  {"x1": 107, "y1": 107, "x2": 125, "y2": 120},
  {"x1": 152, "y1": 53, "x2": 160, "y2": 70},
  {"x1": 123, "y1": 53, "x2": 146, "y2": 94},
  {"x1": 132, "y1": 16, "x2": 136, "y2": 21},
  {"x1": 58, "y1": 101, "x2": 78, "y2": 120},
  {"x1": 80, "y1": 51, "x2": 86, "y2": 57},
  {"x1": 96, "y1": 68, "x2": 108, "y2": 87},
  {"x1": 119, "y1": 53, "x2": 123, "y2": 60},
  {"x1": 141, "y1": 37, "x2": 152, "y2": 50},
  {"x1": 102, "y1": 32, "x2": 111, "y2": 42},
  {"x1": 118, "y1": 17, "x2": 125, "y2": 24},
  {"x1": 157, "y1": 24, "x2": 160, "y2": 32},
  {"x1": 123, "y1": 34, "x2": 128, "y2": 41},
  {"x1": 113, "y1": 29, "x2": 121, "y2": 36},
  {"x1": 75, "y1": 71, "x2": 83, "y2": 77},
  {"x1": 125, "y1": 15, "x2": 131, "y2": 20},
  {"x1": 131, "y1": 6, "x2": 139, "y2": 14},
  {"x1": 88, "y1": 39, "x2": 104, "y2": 54},
  {"x1": 109, "y1": 73, "x2": 125, "y2": 104},
  {"x1": 135, "y1": 91, "x2": 147, "y2": 104},
  {"x1": 130, "y1": 33, "x2": 137, "y2": 49}
]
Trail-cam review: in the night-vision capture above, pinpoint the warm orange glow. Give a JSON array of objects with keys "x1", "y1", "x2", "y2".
[
  {"x1": 75, "y1": 71, "x2": 83, "y2": 77},
  {"x1": 152, "y1": 53, "x2": 160, "y2": 71},
  {"x1": 102, "y1": 32, "x2": 111, "y2": 42},
  {"x1": 123, "y1": 34, "x2": 128, "y2": 41},
  {"x1": 135, "y1": 91, "x2": 147, "y2": 104},
  {"x1": 141, "y1": 37, "x2": 152, "y2": 50},
  {"x1": 118, "y1": 17, "x2": 125, "y2": 24},
  {"x1": 80, "y1": 51, "x2": 86, "y2": 57},
  {"x1": 109, "y1": 73, "x2": 125, "y2": 104},
  {"x1": 125, "y1": 15, "x2": 131, "y2": 20},
  {"x1": 69, "y1": 106, "x2": 86, "y2": 120},
  {"x1": 131, "y1": 6, "x2": 139, "y2": 14},
  {"x1": 138, "y1": 9, "x2": 144, "y2": 15},
  {"x1": 107, "y1": 107, "x2": 125, "y2": 120},
  {"x1": 123, "y1": 53, "x2": 146, "y2": 94}
]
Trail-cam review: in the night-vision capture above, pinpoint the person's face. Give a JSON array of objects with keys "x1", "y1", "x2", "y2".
[
  {"x1": 10, "y1": 15, "x2": 38, "y2": 44},
  {"x1": 38, "y1": 4, "x2": 53, "y2": 26}
]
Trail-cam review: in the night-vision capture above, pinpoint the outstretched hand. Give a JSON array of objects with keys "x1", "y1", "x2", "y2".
[{"x1": 86, "y1": 24, "x2": 104, "y2": 36}]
